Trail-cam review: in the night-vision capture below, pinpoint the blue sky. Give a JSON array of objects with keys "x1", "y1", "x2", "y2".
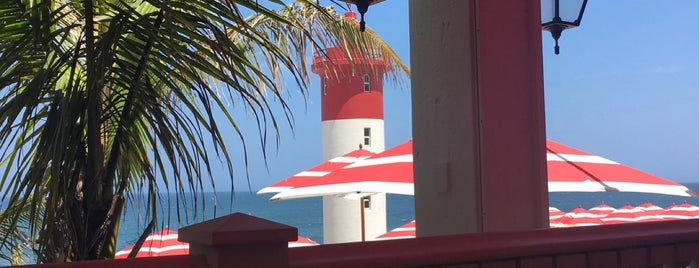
[
  {"x1": 218, "y1": 1, "x2": 699, "y2": 192},
  {"x1": 543, "y1": 1, "x2": 699, "y2": 184}
]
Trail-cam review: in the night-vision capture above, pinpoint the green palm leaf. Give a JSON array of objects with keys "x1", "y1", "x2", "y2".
[{"x1": 0, "y1": 0, "x2": 408, "y2": 263}]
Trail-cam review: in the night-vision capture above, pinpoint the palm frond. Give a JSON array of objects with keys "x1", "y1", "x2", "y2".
[{"x1": 0, "y1": 0, "x2": 409, "y2": 262}]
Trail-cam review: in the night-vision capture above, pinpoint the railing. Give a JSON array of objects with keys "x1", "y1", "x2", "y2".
[
  {"x1": 15, "y1": 255, "x2": 208, "y2": 268},
  {"x1": 290, "y1": 218, "x2": 699, "y2": 268},
  {"x1": 10, "y1": 214, "x2": 699, "y2": 268},
  {"x1": 314, "y1": 47, "x2": 384, "y2": 61}
]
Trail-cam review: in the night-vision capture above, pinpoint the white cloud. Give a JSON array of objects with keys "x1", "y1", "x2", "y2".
[{"x1": 651, "y1": 65, "x2": 681, "y2": 74}]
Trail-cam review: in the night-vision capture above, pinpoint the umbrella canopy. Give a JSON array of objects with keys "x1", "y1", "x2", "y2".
[
  {"x1": 635, "y1": 202, "x2": 664, "y2": 212},
  {"x1": 288, "y1": 236, "x2": 320, "y2": 247},
  {"x1": 115, "y1": 228, "x2": 188, "y2": 259},
  {"x1": 375, "y1": 208, "x2": 571, "y2": 239},
  {"x1": 588, "y1": 203, "x2": 616, "y2": 217},
  {"x1": 269, "y1": 141, "x2": 413, "y2": 201},
  {"x1": 548, "y1": 207, "x2": 567, "y2": 227},
  {"x1": 257, "y1": 148, "x2": 375, "y2": 195},
  {"x1": 546, "y1": 140, "x2": 694, "y2": 196},
  {"x1": 549, "y1": 207, "x2": 565, "y2": 221},
  {"x1": 374, "y1": 201, "x2": 699, "y2": 238},
  {"x1": 371, "y1": 220, "x2": 416, "y2": 241},
  {"x1": 659, "y1": 202, "x2": 699, "y2": 220},
  {"x1": 600, "y1": 204, "x2": 663, "y2": 224},
  {"x1": 115, "y1": 228, "x2": 318, "y2": 258},
  {"x1": 551, "y1": 207, "x2": 605, "y2": 227},
  {"x1": 264, "y1": 139, "x2": 695, "y2": 201}
]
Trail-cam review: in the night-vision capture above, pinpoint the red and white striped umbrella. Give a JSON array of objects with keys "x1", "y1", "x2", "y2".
[
  {"x1": 269, "y1": 141, "x2": 413, "y2": 200},
  {"x1": 548, "y1": 207, "x2": 566, "y2": 226},
  {"x1": 257, "y1": 148, "x2": 375, "y2": 195},
  {"x1": 372, "y1": 202, "x2": 699, "y2": 239},
  {"x1": 659, "y1": 202, "x2": 699, "y2": 220},
  {"x1": 549, "y1": 207, "x2": 565, "y2": 221},
  {"x1": 115, "y1": 228, "x2": 317, "y2": 258},
  {"x1": 371, "y1": 220, "x2": 416, "y2": 241},
  {"x1": 115, "y1": 228, "x2": 188, "y2": 259},
  {"x1": 376, "y1": 207, "x2": 574, "y2": 238},
  {"x1": 288, "y1": 236, "x2": 320, "y2": 247},
  {"x1": 635, "y1": 202, "x2": 664, "y2": 212},
  {"x1": 601, "y1": 204, "x2": 663, "y2": 224},
  {"x1": 546, "y1": 140, "x2": 694, "y2": 196},
  {"x1": 551, "y1": 207, "x2": 605, "y2": 227},
  {"x1": 588, "y1": 203, "x2": 616, "y2": 217},
  {"x1": 264, "y1": 139, "x2": 695, "y2": 201}
]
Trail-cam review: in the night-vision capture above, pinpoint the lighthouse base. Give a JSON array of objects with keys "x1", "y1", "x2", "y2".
[{"x1": 322, "y1": 193, "x2": 387, "y2": 244}]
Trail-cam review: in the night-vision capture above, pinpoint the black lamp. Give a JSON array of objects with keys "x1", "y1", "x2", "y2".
[
  {"x1": 347, "y1": 0, "x2": 383, "y2": 32},
  {"x1": 541, "y1": 0, "x2": 588, "y2": 55}
]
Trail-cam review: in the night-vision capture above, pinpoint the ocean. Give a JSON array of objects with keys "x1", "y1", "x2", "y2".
[
  {"x1": 115, "y1": 183, "x2": 699, "y2": 250},
  {"x1": 117, "y1": 192, "x2": 416, "y2": 247},
  {"x1": 4, "y1": 184, "x2": 699, "y2": 265}
]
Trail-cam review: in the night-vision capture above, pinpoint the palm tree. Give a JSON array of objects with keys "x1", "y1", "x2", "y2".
[
  {"x1": 0, "y1": 195, "x2": 42, "y2": 265},
  {"x1": 0, "y1": 0, "x2": 408, "y2": 263}
]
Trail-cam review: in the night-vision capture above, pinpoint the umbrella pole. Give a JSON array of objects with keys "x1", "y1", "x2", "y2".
[{"x1": 360, "y1": 197, "x2": 366, "y2": 242}]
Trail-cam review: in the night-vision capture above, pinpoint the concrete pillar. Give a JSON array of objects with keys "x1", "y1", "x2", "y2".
[
  {"x1": 410, "y1": 0, "x2": 549, "y2": 236},
  {"x1": 178, "y1": 213, "x2": 297, "y2": 268}
]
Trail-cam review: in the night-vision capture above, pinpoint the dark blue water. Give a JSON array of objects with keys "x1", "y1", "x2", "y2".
[
  {"x1": 116, "y1": 183, "x2": 699, "y2": 250},
  {"x1": 117, "y1": 192, "x2": 415, "y2": 248},
  {"x1": 5, "y1": 184, "x2": 699, "y2": 265},
  {"x1": 555, "y1": 182, "x2": 699, "y2": 211}
]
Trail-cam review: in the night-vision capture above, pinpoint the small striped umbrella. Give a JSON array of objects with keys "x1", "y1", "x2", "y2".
[
  {"x1": 660, "y1": 202, "x2": 699, "y2": 220},
  {"x1": 115, "y1": 228, "x2": 318, "y2": 259},
  {"x1": 552, "y1": 207, "x2": 604, "y2": 227},
  {"x1": 376, "y1": 207, "x2": 567, "y2": 239},
  {"x1": 635, "y1": 202, "x2": 664, "y2": 213},
  {"x1": 548, "y1": 207, "x2": 566, "y2": 227},
  {"x1": 288, "y1": 236, "x2": 320, "y2": 248},
  {"x1": 601, "y1": 204, "x2": 663, "y2": 224},
  {"x1": 115, "y1": 228, "x2": 188, "y2": 259},
  {"x1": 588, "y1": 203, "x2": 616, "y2": 217},
  {"x1": 371, "y1": 221, "x2": 416, "y2": 241}
]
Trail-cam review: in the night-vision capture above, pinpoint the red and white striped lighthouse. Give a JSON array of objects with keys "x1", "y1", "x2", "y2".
[{"x1": 312, "y1": 42, "x2": 390, "y2": 243}]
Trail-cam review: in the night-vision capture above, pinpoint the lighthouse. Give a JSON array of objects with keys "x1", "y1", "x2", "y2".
[{"x1": 311, "y1": 37, "x2": 390, "y2": 243}]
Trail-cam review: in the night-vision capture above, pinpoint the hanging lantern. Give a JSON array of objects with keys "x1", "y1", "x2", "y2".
[
  {"x1": 346, "y1": 0, "x2": 384, "y2": 32},
  {"x1": 541, "y1": 0, "x2": 588, "y2": 55}
]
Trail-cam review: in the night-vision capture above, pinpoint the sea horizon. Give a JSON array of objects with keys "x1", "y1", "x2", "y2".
[
  {"x1": 6, "y1": 183, "x2": 699, "y2": 265},
  {"x1": 115, "y1": 182, "x2": 699, "y2": 248}
]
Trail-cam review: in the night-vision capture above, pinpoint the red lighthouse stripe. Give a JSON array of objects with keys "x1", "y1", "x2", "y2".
[
  {"x1": 321, "y1": 76, "x2": 384, "y2": 120},
  {"x1": 313, "y1": 47, "x2": 388, "y2": 121}
]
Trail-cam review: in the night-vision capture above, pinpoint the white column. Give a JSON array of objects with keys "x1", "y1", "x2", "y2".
[
  {"x1": 321, "y1": 119, "x2": 387, "y2": 243},
  {"x1": 410, "y1": 0, "x2": 549, "y2": 237}
]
